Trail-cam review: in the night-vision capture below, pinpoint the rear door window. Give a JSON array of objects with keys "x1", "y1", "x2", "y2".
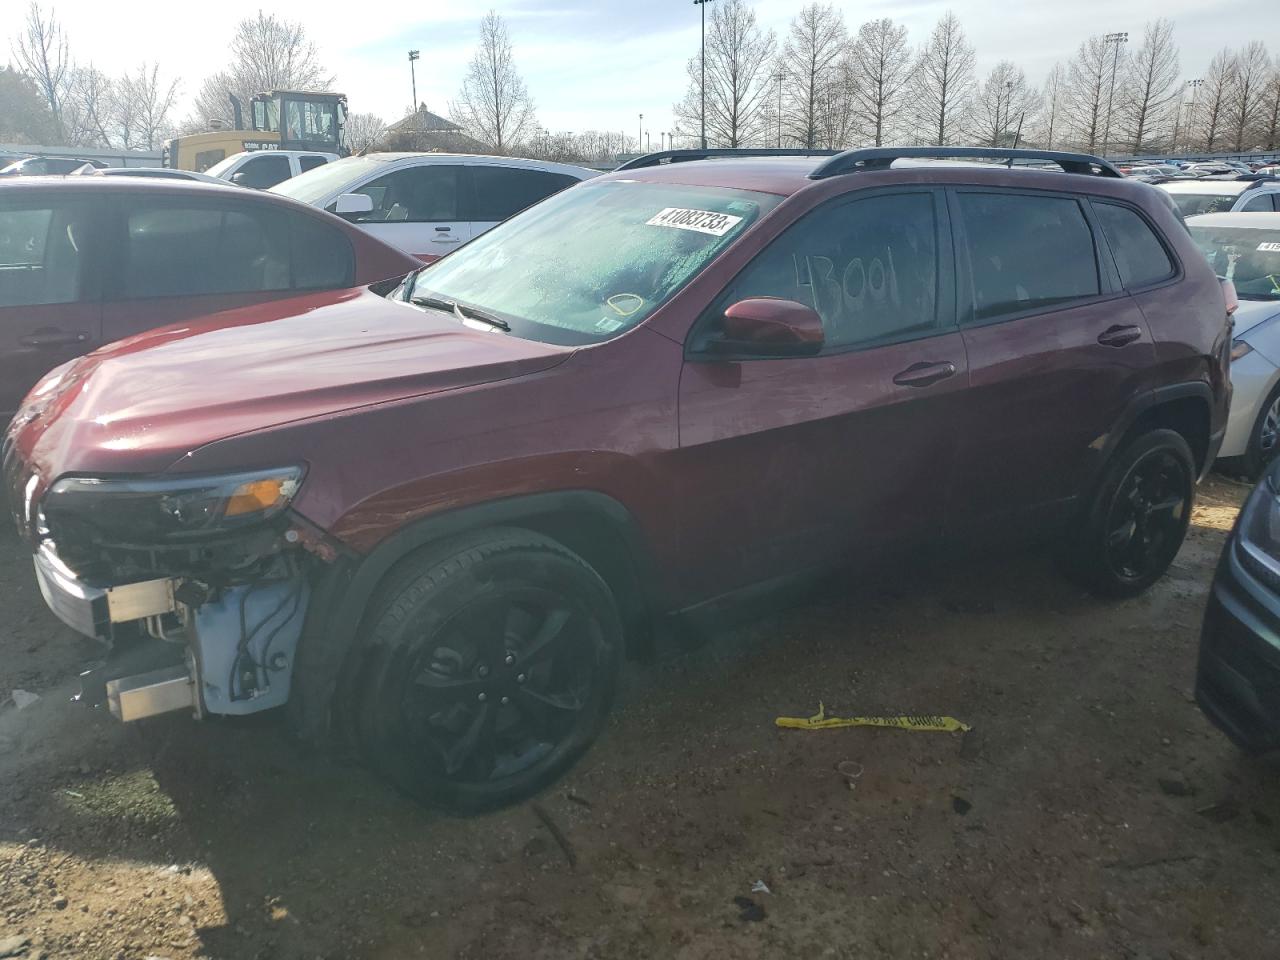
[
  {"x1": 298, "y1": 155, "x2": 328, "y2": 173},
  {"x1": 1092, "y1": 201, "x2": 1175, "y2": 289},
  {"x1": 958, "y1": 192, "x2": 1100, "y2": 322},
  {"x1": 469, "y1": 167, "x2": 580, "y2": 222},
  {"x1": 1241, "y1": 193, "x2": 1273, "y2": 212},
  {"x1": 0, "y1": 200, "x2": 91, "y2": 307},
  {"x1": 234, "y1": 154, "x2": 293, "y2": 189},
  {"x1": 119, "y1": 201, "x2": 290, "y2": 298}
]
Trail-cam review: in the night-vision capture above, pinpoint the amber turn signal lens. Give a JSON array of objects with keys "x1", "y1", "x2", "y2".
[{"x1": 225, "y1": 478, "x2": 290, "y2": 517}]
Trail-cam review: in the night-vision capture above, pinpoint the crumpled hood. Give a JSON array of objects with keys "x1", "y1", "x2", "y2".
[
  {"x1": 6, "y1": 287, "x2": 569, "y2": 489},
  {"x1": 1234, "y1": 298, "x2": 1280, "y2": 339}
]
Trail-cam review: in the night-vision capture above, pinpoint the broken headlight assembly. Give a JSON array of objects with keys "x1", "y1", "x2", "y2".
[
  {"x1": 1237, "y1": 464, "x2": 1280, "y2": 593},
  {"x1": 41, "y1": 467, "x2": 305, "y2": 544}
]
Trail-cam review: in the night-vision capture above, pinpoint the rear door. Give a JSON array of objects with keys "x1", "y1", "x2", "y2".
[
  {"x1": 466, "y1": 166, "x2": 583, "y2": 239},
  {"x1": 0, "y1": 193, "x2": 103, "y2": 418},
  {"x1": 675, "y1": 188, "x2": 967, "y2": 599},
  {"x1": 949, "y1": 188, "x2": 1155, "y2": 535},
  {"x1": 99, "y1": 195, "x2": 302, "y2": 344},
  {"x1": 333, "y1": 163, "x2": 471, "y2": 261}
]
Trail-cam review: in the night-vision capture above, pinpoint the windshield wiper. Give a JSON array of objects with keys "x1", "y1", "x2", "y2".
[{"x1": 409, "y1": 294, "x2": 511, "y2": 332}]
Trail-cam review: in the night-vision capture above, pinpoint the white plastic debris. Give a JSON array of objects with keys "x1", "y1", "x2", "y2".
[
  {"x1": 751, "y1": 880, "x2": 771, "y2": 895},
  {"x1": 11, "y1": 689, "x2": 40, "y2": 710}
]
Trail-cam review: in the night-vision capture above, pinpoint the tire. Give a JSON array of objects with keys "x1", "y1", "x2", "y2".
[
  {"x1": 1062, "y1": 428, "x2": 1195, "y2": 599},
  {"x1": 350, "y1": 528, "x2": 622, "y2": 814},
  {"x1": 1236, "y1": 381, "x2": 1280, "y2": 481}
]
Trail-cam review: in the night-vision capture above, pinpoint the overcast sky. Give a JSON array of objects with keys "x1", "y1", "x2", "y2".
[{"x1": 9, "y1": 0, "x2": 1266, "y2": 140}]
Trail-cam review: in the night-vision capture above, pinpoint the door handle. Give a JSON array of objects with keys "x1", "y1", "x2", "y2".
[
  {"x1": 20, "y1": 330, "x2": 89, "y2": 348},
  {"x1": 1097, "y1": 324, "x2": 1143, "y2": 348},
  {"x1": 434, "y1": 226, "x2": 453, "y2": 232},
  {"x1": 893, "y1": 361, "x2": 956, "y2": 388}
]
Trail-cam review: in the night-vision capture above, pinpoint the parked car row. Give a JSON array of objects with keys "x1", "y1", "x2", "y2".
[{"x1": 6, "y1": 145, "x2": 1251, "y2": 814}]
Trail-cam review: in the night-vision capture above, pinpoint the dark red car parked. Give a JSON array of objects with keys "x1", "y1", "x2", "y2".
[
  {"x1": 5, "y1": 148, "x2": 1233, "y2": 812},
  {"x1": 0, "y1": 177, "x2": 419, "y2": 419}
]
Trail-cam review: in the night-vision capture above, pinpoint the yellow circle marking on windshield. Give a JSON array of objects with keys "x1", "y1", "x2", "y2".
[{"x1": 606, "y1": 294, "x2": 645, "y2": 317}]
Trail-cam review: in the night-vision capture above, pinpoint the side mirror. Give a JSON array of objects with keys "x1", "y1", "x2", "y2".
[
  {"x1": 333, "y1": 193, "x2": 374, "y2": 217},
  {"x1": 229, "y1": 171, "x2": 249, "y2": 185},
  {"x1": 704, "y1": 298, "x2": 825, "y2": 359}
]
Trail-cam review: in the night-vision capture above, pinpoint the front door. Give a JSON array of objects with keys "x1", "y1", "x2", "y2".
[
  {"x1": 339, "y1": 164, "x2": 472, "y2": 262},
  {"x1": 674, "y1": 189, "x2": 968, "y2": 602},
  {"x1": 0, "y1": 194, "x2": 102, "y2": 419},
  {"x1": 948, "y1": 188, "x2": 1156, "y2": 533}
]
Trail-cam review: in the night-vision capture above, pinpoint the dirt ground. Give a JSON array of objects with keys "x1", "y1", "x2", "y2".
[{"x1": 2, "y1": 476, "x2": 1278, "y2": 960}]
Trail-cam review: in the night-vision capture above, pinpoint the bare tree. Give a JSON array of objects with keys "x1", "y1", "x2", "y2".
[
  {"x1": 846, "y1": 17, "x2": 912, "y2": 146},
  {"x1": 1117, "y1": 19, "x2": 1179, "y2": 154},
  {"x1": 191, "y1": 12, "x2": 332, "y2": 127},
  {"x1": 778, "y1": 3, "x2": 847, "y2": 148},
  {"x1": 1194, "y1": 48, "x2": 1235, "y2": 151},
  {"x1": 450, "y1": 10, "x2": 537, "y2": 153},
  {"x1": 65, "y1": 66, "x2": 115, "y2": 147},
  {"x1": 910, "y1": 11, "x2": 975, "y2": 146},
  {"x1": 11, "y1": 1, "x2": 70, "y2": 140},
  {"x1": 345, "y1": 111, "x2": 388, "y2": 152},
  {"x1": 968, "y1": 61, "x2": 1036, "y2": 148},
  {"x1": 1228, "y1": 41, "x2": 1270, "y2": 150},
  {"x1": 1064, "y1": 35, "x2": 1111, "y2": 151},
  {"x1": 673, "y1": 0, "x2": 776, "y2": 147},
  {"x1": 1262, "y1": 66, "x2": 1280, "y2": 150},
  {"x1": 1034, "y1": 63, "x2": 1067, "y2": 149},
  {"x1": 118, "y1": 62, "x2": 179, "y2": 151}
]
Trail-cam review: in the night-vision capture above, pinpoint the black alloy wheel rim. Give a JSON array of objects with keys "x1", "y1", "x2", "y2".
[
  {"x1": 1103, "y1": 449, "x2": 1190, "y2": 582},
  {"x1": 399, "y1": 588, "x2": 600, "y2": 786}
]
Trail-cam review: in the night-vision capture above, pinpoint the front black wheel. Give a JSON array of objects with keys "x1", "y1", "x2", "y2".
[
  {"x1": 1063, "y1": 428, "x2": 1195, "y2": 599},
  {"x1": 351, "y1": 529, "x2": 622, "y2": 813}
]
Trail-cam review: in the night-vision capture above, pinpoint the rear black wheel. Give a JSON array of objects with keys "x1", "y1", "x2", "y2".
[
  {"x1": 1238, "y1": 381, "x2": 1280, "y2": 481},
  {"x1": 352, "y1": 529, "x2": 621, "y2": 813},
  {"x1": 1063, "y1": 428, "x2": 1195, "y2": 599}
]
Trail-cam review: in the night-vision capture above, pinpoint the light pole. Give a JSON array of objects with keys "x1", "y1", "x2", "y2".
[
  {"x1": 1183, "y1": 78, "x2": 1203, "y2": 155},
  {"x1": 997, "y1": 79, "x2": 1013, "y2": 148},
  {"x1": 408, "y1": 50, "x2": 420, "y2": 114},
  {"x1": 773, "y1": 69, "x2": 785, "y2": 148},
  {"x1": 638, "y1": 114, "x2": 644, "y2": 154},
  {"x1": 694, "y1": 0, "x2": 715, "y2": 149},
  {"x1": 1101, "y1": 31, "x2": 1128, "y2": 156},
  {"x1": 646, "y1": 130, "x2": 650, "y2": 151}
]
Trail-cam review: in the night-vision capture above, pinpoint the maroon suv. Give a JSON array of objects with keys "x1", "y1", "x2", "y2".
[{"x1": 4, "y1": 147, "x2": 1233, "y2": 812}]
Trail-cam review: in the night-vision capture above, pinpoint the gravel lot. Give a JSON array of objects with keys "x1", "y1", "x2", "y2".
[{"x1": 2, "y1": 476, "x2": 1278, "y2": 960}]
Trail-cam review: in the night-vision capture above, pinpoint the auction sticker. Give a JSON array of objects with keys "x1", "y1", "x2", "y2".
[
  {"x1": 646, "y1": 207, "x2": 744, "y2": 237},
  {"x1": 1259, "y1": 242, "x2": 1280, "y2": 253}
]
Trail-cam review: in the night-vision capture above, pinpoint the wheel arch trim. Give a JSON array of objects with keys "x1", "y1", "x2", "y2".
[{"x1": 286, "y1": 489, "x2": 661, "y2": 741}]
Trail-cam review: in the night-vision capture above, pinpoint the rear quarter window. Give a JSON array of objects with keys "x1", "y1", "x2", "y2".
[{"x1": 1092, "y1": 201, "x2": 1175, "y2": 288}]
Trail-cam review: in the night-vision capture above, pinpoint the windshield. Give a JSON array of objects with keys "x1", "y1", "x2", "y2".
[
  {"x1": 204, "y1": 153, "x2": 246, "y2": 178},
  {"x1": 1190, "y1": 224, "x2": 1280, "y2": 299},
  {"x1": 1170, "y1": 193, "x2": 1238, "y2": 217},
  {"x1": 407, "y1": 180, "x2": 781, "y2": 346},
  {"x1": 270, "y1": 156, "x2": 385, "y2": 205}
]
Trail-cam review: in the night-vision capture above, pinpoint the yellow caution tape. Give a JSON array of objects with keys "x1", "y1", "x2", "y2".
[{"x1": 775, "y1": 702, "x2": 971, "y2": 733}]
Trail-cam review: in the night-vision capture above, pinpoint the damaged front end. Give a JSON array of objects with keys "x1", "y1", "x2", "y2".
[{"x1": 24, "y1": 466, "x2": 328, "y2": 723}]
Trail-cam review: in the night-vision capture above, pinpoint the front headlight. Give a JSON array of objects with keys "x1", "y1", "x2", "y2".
[
  {"x1": 1237, "y1": 466, "x2": 1280, "y2": 591},
  {"x1": 42, "y1": 467, "x2": 304, "y2": 544}
]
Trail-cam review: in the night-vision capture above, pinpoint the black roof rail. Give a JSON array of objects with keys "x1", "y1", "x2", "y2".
[
  {"x1": 615, "y1": 148, "x2": 840, "y2": 171},
  {"x1": 808, "y1": 146, "x2": 1124, "y2": 179},
  {"x1": 1237, "y1": 173, "x2": 1279, "y2": 186}
]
